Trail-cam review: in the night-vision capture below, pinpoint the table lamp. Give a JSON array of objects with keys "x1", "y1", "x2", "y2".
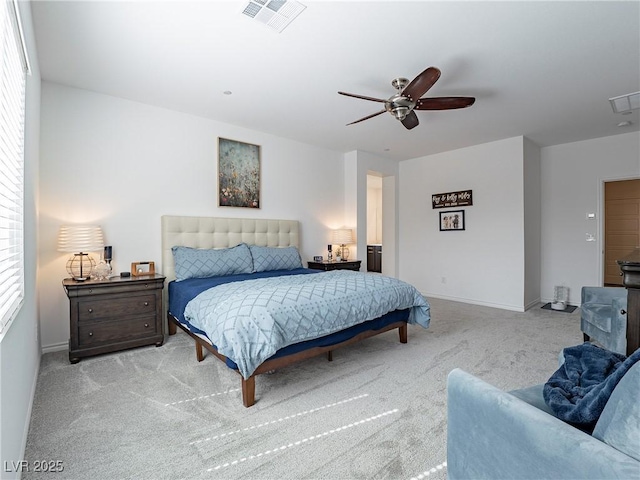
[
  {"x1": 57, "y1": 225, "x2": 104, "y2": 281},
  {"x1": 332, "y1": 228, "x2": 354, "y2": 261}
]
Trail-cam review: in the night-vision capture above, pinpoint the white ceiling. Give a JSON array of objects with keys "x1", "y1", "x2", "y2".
[{"x1": 31, "y1": 1, "x2": 640, "y2": 161}]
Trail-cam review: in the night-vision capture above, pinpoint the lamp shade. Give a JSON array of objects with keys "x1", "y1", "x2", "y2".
[
  {"x1": 57, "y1": 225, "x2": 104, "y2": 253},
  {"x1": 332, "y1": 228, "x2": 354, "y2": 245}
]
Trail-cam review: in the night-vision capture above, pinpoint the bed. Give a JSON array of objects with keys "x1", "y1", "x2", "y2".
[{"x1": 161, "y1": 215, "x2": 431, "y2": 407}]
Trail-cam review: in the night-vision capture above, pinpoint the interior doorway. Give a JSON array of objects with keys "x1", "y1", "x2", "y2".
[
  {"x1": 603, "y1": 178, "x2": 640, "y2": 286},
  {"x1": 367, "y1": 174, "x2": 383, "y2": 273}
]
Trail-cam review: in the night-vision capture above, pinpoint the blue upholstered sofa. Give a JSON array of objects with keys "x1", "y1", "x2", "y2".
[{"x1": 447, "y1": 360, "x2": 640, "y2": 479}]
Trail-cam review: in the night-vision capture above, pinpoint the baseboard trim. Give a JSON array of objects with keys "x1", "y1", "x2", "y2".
[
  {"x1": 524, "y1": 298, "x2": 542, "y2": 311},
  {"x1": 423, "y1": 292, "x2": 526, "y2": 312},
  {"x1": 17, "y1": 353, "x2": 41, "y2": 480},
  {"x1": 41, "y1": 341, "x2": 67, "y2": 354}
]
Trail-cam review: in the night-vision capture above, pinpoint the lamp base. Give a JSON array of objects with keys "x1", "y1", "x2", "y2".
[{"x1": 66, "y1": 253, "x2": 96, "y2": 281}]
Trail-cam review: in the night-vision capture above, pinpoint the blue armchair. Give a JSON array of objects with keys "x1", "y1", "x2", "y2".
[
  {"x1": 447, "y1": 362, "x2": 640, "y2": 479},
  {"x1": 581, "y1": 286, "x2": 628, "y2": 355}
]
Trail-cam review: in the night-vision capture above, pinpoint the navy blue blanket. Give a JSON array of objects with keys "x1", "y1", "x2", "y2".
[{"x1": 543, "y1": 343, "x2": 640, "y2": 428}]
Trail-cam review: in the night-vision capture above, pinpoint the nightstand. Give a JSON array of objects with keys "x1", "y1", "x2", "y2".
[
  {"x1": 63, "y1": 274, "x2": 165, "y2": 363},
  {"x1": 307, "y1": 260, "x2": 362, "y2": 271}
]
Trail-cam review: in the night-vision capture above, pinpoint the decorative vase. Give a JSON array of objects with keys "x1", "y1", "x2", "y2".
[{"x1": 92, "y1": 261, "x2": 112, "y2": 281}]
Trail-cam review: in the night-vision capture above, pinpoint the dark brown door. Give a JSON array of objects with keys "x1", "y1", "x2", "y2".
[{"x1": 604, "y1": 179, "x2": 640, "y2": 286}]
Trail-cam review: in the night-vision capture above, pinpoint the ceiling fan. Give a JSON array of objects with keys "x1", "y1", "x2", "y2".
[{"x1": 338, "y1": 66, "x2": 475, "y2": 130}]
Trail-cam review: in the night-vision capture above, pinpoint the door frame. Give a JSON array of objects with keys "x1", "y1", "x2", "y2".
[{"x1": 598, "y1": 174, "x2": 640, "y2": 286}]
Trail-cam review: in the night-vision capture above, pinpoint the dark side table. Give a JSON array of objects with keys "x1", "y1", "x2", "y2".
[
  {"x1": 63, "y1": 274, "x2": 165, "y2": 363},
  {"x1": 307, "y1": 260, "x2": 361, "y2": 271},
  {"x1": 618, "y1": 248, "x2": 640, "y2": 356}
]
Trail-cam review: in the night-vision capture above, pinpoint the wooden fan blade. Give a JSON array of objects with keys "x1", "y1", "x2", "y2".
[
  {"x1": 338, "y1": 91, "x2": 386, "y2": 103},
  {"x1": 401, "y1": 111, "x2": 419, "y2": 130},
  {"x1": 415, "y1": 96, "x2": 476, "y2": 110},
  {"x1": 346, "y1": 109, "x2": 386, "y2": 125},
  {"x1": 402, "y1": 67, "x2": 441, "y2": 101}
]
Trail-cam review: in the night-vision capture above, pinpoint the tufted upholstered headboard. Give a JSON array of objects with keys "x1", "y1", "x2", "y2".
[{"x1": 160, "y1": 215, "x2": 300, "y2": 284}]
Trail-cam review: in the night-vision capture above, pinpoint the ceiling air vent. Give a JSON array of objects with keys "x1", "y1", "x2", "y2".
[
  {"x1": 609, "y1": 92, "x2": 640, "y2": 114},
  {"x1": 241, "y1": 0, "x2": 306, "y2": 33}
]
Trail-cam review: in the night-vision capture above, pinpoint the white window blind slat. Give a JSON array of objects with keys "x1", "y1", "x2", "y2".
[{"x1": 0, "y1": 0, "x2": 27, "y2": 338}]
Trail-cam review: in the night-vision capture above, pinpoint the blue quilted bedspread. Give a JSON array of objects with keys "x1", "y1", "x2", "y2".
[{"x1": 184, "y1": 270, "x2": 431, "y2": 379}]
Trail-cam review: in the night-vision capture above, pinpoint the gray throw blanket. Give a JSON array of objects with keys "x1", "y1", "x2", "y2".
[{"x1": 543, "y1": 343, "x2": 640, "y2": 428}]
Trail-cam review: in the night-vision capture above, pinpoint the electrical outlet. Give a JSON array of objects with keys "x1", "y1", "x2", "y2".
[{"x1": 586, "y1": 233, "x2": 596, "y2": 242}]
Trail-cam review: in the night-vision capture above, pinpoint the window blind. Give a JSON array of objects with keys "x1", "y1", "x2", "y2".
[{"x1": 0, "y1": 0, "x2": 28, "y2": 338}]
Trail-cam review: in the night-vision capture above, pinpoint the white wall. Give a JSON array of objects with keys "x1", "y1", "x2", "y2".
[
  {"x1": 38, "y1": 83, "x2": 346, "y2": 350},
  {"x1": 540, "y1": 131, "x2": 640, "y2": 304},
  {"x1": 0, "y1": 1, "x2": 41, "y2": 476},
  {"x1": 523, "y1": 137, "x2": 542, "y2": 308},
  {"x1": 381, "y1": 176, "x2": 396, "y2": 277},
  {"x1": 399, "y1": 137, "x2": 528, "y2": 311},
  {"x1": 397, "y1": 131, "x2": 639, "y2": 311}
]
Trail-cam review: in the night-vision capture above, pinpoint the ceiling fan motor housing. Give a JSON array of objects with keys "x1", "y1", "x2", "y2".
[{"x1": 385, "y1": 94, "x2": 416, "y2": 121}]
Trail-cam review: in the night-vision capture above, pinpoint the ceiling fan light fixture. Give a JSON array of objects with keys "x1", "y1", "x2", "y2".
[{"x1": 392, "y1": 106, "x2": 409, "y2": 121}]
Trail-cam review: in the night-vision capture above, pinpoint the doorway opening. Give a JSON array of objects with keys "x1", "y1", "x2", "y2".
[{"x1": 367, "y1": 174, "x2": 383, "y2": 273}]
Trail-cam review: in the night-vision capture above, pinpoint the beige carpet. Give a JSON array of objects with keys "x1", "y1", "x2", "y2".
[{"x1": 23, "y1": 298, "x2": 582, "y2": 479}]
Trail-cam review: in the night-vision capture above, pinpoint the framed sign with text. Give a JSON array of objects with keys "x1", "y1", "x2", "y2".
[{"x1": 432, "y1": 189, "x2": 473, "y2": 209}]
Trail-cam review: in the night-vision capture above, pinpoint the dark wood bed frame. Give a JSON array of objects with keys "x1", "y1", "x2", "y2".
[
  {"x1": 167, "y1": 312, "x2": 408, "y2": 407},
  {"x1": 161, "y1": 215, "x2": 410, "y2": 407}
]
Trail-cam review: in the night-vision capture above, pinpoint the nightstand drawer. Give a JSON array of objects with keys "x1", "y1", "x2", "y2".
[
  {"x1": 78, "y1": 317, "x2": 157, "y2": 346},
  {"x1": 77, "y1": 294, "x2": 156, "y2": 321}
]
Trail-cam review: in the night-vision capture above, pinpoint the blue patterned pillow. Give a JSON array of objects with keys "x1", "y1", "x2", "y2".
[
  {"x1": 249, "y1": 245, "x2": 302, "y2": 272},
  {"x1": 172, "y1": 243, "x2": 253, "y2": 281}
]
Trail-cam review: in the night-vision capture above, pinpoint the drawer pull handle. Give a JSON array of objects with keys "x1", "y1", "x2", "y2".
[
  {"x1": 88, "y1": 332, "x2": 93, "y2": 337},
  {"x1": 144, "y1": 302, "x2": 149, "y2": 306},
  {"x1": 145, "y1": 284, "x2": 149, "y2": 288},
  {"x1": 88, "y1": 308, "x2": 93, "y2": 313},
  {"x1": 144, "y1": 323, "x2": 149, "y2": 328}
]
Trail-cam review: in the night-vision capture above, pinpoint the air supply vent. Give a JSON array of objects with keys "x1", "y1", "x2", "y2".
[
  {"x1": 241, "y1": 0, "x2": 306, "y2": 33},
  {"x1": 609, "y1": 92, "x2": 640, "y2": 114}
]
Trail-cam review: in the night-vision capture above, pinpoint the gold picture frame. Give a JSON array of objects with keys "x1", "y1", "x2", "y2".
[{"x1": 131, "y1": 261, "x2": 155, "y2": 276}]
